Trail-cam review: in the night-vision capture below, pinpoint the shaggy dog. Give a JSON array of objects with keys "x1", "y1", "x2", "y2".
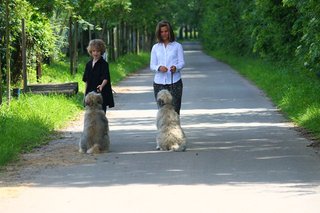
[
  {"x1": 79, "y1": 91, "x2": 110, "y2": 154},
  {"x1": 156, "y1": 89, "x2": 186, "y2": 151}
]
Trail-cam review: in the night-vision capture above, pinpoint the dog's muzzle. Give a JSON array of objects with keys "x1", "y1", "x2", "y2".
[{"x1": 157, "y1": 99, "x2": 166, "y2": 107}]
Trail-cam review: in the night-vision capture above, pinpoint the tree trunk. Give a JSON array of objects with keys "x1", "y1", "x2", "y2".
[
  {"x1": 109, "y1": 27, "x2": 115, "y2": 61},
  {"x1": 36, "y1": 55, "x2": 42, "y2": 82},
  {"x1": 69, "y1": 16, "x2": 74, "y2": 75},
  {"x1": 179, "y1": 27, "x2": 183, "y2": 39},
  {"x1": 189, "y1": 26, "x2": 193, "y2": 39},
  {"x1": 80, "y1": 27, "x2": 84, "y2": 55},
  {"x1": 5, "y1": 0, "x2": 11, "y2": 105},
  {"x1": 137, "y1": 29, "x2": 140, "y2": 54},
  {"x1": 0, "y1": 50, "x2": 2, "y2": 105},
  {"x1": 89, "y1": 25, "x2": 92, "y2": 41},
  {"x1": 132, "y1": 28, "x2": 137, "y2": 54},
  {"x1": 73, "y1": 20, "x2": 78, "y2": 74},
  {"x1": 22, "y1": 18, "x2": 27, "y2": 92},
  {"x1": 119, "y1": 22, "x2": 124, "y2": 56},
  {"x1": 184, "y1": 25, "x2": 188, "y2": 39},
  {"x1": 114, "y1": 26, "x2": 119, "y2": 60}
]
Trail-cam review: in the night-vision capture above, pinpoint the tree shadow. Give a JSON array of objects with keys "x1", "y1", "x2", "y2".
[{"x1": 3, "y1": 45, "x2": 320, "y2": 197}]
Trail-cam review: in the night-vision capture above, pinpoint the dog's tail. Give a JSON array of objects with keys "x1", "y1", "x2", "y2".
[{"x1": 171, "y1": 143, "x2": 186, "y2": 152}]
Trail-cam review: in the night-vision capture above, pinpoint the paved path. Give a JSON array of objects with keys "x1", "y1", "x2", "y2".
[{"x1": 1, "y1": 42, "x2": 320, "y2": 212}]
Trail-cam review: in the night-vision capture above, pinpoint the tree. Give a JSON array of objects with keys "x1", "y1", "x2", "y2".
[
  {"x1": 0, "y1": 47, "x2": 2, "y2": 106},
  {"x1": 5, "y1": 0, "x2": 11, "y2": 105},
  {"x1": 284, "y1": 0, "x2": 320, "y2": 73},
  {"x1": 0, "y1": 0, "x2": 4, "y2": 105}
]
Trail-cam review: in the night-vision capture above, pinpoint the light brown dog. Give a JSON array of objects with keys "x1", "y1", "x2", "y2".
[
  {"x1": 79, "y1": 91, "x2": 110, "y2": 154},
  {"x1": 156, "y1": 89, "x2": 186, "y2": 151}
]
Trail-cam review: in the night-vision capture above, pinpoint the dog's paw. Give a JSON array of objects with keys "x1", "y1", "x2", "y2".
[
  {"x1": 171, "y1": 143, "x2": 186, "y2": 152},
  {"x1": 156, "y1": 145, "x2": 161, "y2": 150},
  {"x1": 87, "y1": 144, "x2": 101, "y2": 154},
  {"x1": 79, "y1": 148, "x2": 85, "y2": 153}
]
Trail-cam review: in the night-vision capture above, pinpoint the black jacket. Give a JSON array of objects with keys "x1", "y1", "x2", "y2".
[{"x1": 83, "y1": 58, "x2": 115, "y2": 110}]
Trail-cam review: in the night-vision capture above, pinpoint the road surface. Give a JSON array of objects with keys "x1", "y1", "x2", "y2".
[{"x1": 1, "y1": 42, "x2": 320, "y2": 213}]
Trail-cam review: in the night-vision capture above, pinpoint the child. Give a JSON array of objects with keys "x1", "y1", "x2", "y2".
[{"x1": 83, "y1": 39, "x2": 114, "y2": 112}]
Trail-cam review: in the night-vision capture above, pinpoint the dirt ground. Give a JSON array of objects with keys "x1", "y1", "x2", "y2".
[{"x1": 0, "y1": 112, "x2": 98, "y2": 186}]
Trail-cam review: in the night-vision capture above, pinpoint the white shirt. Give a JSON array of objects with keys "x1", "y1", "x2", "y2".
[{"x1": 150, "y1": 41, "x2": 185, "y2": 84}]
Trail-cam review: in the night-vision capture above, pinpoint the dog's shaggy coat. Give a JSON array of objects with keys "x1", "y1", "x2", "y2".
[
  {"x1": 79, "y1": 91, "x2": 110, "y2": 154},
  {"x1": 156, "y1": 89, "x2": 186, "y2": 151}
]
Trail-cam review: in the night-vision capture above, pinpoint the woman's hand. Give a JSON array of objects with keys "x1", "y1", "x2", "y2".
[
  {"x1": 159, "y1": 66, "x2": 168, "y2": 72},
  {"x1": 170, "y1": 65, "x2": 176, "y2": 73}
]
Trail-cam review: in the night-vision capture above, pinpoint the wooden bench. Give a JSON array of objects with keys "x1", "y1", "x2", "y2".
[{"x1": 26, "y1": 82, "x2": 79, "y2": 96}]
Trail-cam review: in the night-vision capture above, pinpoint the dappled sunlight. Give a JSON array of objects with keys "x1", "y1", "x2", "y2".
[
  {"x1": 255, "y1": 155, "x2": 309, "y2": 160},
  {"x1": 181, "y1": 108, "x2": 278, "y2": 115},
  {"x1": 183, "y1": 122, "x2": 292, "y2": 128},
  {"x1": 116, "y1": 150, "x2": 164, "y2": 155},
  {"x1": 183, "y1": 73, "x2": 208, "y2": 79},
  {"x1": 107, "y1": 107, "x2": 293, "y2": 132},
  {"x1": 109, "y1": 109, "x2": 157, "y2": 118},
  {"x1": 184, "y1": 50, "x2": 202, "y2": 53},
  {"x1": 114, "y1": 86, "x2": 153, "y2": 94}
]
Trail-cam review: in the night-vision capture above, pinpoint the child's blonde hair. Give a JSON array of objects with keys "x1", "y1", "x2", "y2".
[{"x1": 87, "y1": 39, "x2": 106, "y2": 56}]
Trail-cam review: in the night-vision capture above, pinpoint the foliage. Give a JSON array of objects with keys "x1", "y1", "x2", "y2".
[
  {"x1": 199, "y1": 0, "x2": 252, "y2": 54},
  {"x1": 283, "y1": 0, "x2": 320, "y2": 73},
  {"x1": 26, "y1": 11, "x2": 57, "y2": 58},
  {"x1": 249, "y1": 0, "x2": 299, "y2": 60},
  {"x1": 0, "y1": 0, "x2": 58, "y2": 83},
  {"x1": 200, "y1": 0, "x2": 320, "y2": 73}
]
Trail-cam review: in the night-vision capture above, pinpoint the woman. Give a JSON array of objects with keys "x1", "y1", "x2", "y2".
[
  {"x1": 150, "y1": 20, "x2": 185, "y2": 115},
  {"x1": 83, "y1": 39, "x2": 114, "y2": 113}
]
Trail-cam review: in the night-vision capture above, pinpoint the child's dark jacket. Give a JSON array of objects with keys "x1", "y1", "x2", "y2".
[{"x1": 83, "y1": 58, "x2": 115, "y2": 109}]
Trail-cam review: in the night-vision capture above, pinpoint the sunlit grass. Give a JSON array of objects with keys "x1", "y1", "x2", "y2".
[
  {"x1": 209, "y1": 50, "x2": 320, "y2": 139},
  {"x1": 0, "y1": 52, "x2": 150, "y2": 167}
]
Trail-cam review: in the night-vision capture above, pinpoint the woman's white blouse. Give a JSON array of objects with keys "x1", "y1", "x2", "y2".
[{"x1": 150, "y1": 41, "x2": 185, "y2": 84}]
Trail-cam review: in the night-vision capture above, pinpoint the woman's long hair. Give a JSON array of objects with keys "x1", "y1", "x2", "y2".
[{"x1": 155, "y1": 20, "x2": 175, "y2": 43}]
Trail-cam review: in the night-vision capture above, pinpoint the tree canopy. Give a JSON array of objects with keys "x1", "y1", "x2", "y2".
[
  {"x1": 1, "y1": 0, "x2": 319, "y2": 104},
  {"x1": 199, "y1": 0, "x2": 320, "y2": 74}
]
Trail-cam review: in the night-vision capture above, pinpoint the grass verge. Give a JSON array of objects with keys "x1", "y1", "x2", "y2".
[
  {"x1": 0, "y1": 52, "x2": 150, "y2": 167},
  {"x1": 208, "y1": 50, "x2": 320, "y2": 142}
]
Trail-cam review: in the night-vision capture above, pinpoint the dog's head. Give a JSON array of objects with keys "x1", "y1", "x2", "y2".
[
  {"x1": 85, "y1": 91, "x2": 103, "y2": 108},
  {"x1": 157, "y1": 89, "x2": 173, "y2": 107}
]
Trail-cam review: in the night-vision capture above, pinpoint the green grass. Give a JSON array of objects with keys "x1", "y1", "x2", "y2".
[
  {"x1": 209, "y1": 50, "x2": 320, "y2": 139},
  {"x1": 0, "y1": 52, "x2": 150, "y2": 167}
]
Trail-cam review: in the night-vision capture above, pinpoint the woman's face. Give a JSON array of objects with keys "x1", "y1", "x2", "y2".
[
  {"x1": 160, "y1": 26, "x2": 169, "y2": 42},
  {"x1": 91, "y1": 48, "x2": 102, "y2": 61}
]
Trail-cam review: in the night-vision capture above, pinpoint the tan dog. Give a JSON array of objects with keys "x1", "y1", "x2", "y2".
[
  {"x1": 156, "y1": 89, "x2": 186, "y2": 151},
  {"x1": 79, "y1": 91, "x2": 110, "y2": 154}
]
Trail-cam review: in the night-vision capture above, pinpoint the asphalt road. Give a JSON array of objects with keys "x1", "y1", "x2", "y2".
[{"x1": 1, "y1": 42, "x2": 320, "y2": 212}]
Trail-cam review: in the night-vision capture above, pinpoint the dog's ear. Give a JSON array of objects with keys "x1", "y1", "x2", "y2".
[{"x1": 85, "y1": 97, "x2": 92, "y2": 106}]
